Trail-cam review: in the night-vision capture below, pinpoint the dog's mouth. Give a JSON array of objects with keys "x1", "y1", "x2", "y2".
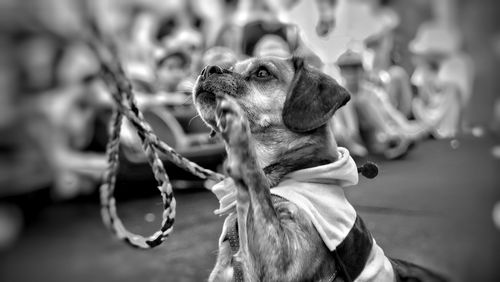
[
  {"x1": 195, "y1": 90, "x2": 216, "y2": 106},
  {"x1": 193, "y1": 82, "x2": 219, "y2": 128},
  {"x1": 193, "y1": 72, "x2": 241, "y2": 129}
]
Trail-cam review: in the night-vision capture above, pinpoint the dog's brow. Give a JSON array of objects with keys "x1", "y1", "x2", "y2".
[
  {"x1": 235, "y1": 58, "x2": 282, "y2": 77},
  {"x1": 233, "y1": 59, "x2": 251, "y2": 74},
  {"x1": 233, "y1": 60, "x2": 256, "y2": 75}
]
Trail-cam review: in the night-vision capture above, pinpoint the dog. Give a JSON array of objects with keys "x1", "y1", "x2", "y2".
[{"x1": 192, "y1": 56, "x2": 447, "y2": 282}]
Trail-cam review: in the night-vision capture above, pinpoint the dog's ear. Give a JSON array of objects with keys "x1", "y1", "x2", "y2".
[{"x1": 283, "y1": 57, "x2": 350, "y2": 133}]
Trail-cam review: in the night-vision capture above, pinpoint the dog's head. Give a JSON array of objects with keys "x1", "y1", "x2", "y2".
[{"x1": 193, "y1": 56, "x2": 350, "y2": 178}]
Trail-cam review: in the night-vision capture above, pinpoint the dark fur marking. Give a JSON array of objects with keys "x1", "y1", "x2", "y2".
[{"x1": 263, "y1": 143, "x2": 336, "y2": 187}]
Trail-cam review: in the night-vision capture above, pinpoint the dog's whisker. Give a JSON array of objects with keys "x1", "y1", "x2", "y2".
[
  {"x1": 188, "y1": 114, "x2": 200, "y2": 127},
  {"x1": 217, "y1": 110, "x2": 224, "y2": 123}
]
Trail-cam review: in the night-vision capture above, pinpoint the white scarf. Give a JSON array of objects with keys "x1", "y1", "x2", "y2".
[
  {"x1": 211, "y1": 147, "x2": 359, "y2": 250},
  {"x1": 211, "y1": 147, "x2": 395, "y2": 281}
]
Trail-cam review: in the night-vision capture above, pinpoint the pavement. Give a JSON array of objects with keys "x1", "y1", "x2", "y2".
[{"x1": 0, "y1": 135, "x2": 499, "y2": 282}]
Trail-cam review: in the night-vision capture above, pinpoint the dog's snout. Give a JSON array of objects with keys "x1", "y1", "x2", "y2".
[{"x1": 201, "y1": 65, "x2": 223, "y2": 80}]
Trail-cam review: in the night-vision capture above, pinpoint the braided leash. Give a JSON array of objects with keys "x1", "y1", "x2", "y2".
[{"x1": 83, "y1": 7, "x2": 223, "y2": 249}]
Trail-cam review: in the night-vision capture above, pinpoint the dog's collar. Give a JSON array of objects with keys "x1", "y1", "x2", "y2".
[
  {"x1": 278, "y1": 147, "x2": 358, "y2": 186},
  {"x1": 211, "y1": 147, "x2": 358, "y2": 216},
  {"x1": 263, "y1": 150, "x2": 337, "y2": 187}
]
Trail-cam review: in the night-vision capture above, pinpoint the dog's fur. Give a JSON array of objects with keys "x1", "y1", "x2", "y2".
[{"x1": 192, "y1": 56, "x2": 445, "y2": 282}]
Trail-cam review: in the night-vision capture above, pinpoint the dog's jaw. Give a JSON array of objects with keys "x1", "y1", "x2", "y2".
[
  {"x1": 193, "y1": 72, "x2": 242, "y2": 130},
  {"x1": 192, "y1": 74, "x2": 221, "y2": 130},
  {"x1": 193, "y1": 90, "x2": 218, "y2": 129}
]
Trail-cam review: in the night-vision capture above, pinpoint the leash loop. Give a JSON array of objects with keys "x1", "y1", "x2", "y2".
[{"x1": 82, "y1": 4, "x2": 223, "y2": 249}]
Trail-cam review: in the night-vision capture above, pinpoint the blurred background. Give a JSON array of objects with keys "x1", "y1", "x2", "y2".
[{"x1": 0, "y1": 0, "x2": 499, "y2": 281}]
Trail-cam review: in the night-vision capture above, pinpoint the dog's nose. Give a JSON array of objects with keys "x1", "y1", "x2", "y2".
[{"x1": 201, "y1": 65, "x2": 223, "y2": 80}]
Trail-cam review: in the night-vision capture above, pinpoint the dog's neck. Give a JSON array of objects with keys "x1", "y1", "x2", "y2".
[{"x1": 251, "y1": 123, "x2": 339, "y2": 187}]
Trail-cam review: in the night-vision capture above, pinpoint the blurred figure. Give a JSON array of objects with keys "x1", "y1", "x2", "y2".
[
  {"x1": 156, "y1": 50, "x2": 192, "y2": 93},
  {"x1": 313, "y1": 0, "x2": 338, "y2": 36},
  {"x1": 121, "y1": 5, "x2": 158, "y2": 71},
  {"x1": 0, "y1": 76, "x2": 108, "y2": 246},
  {"x1": 410, "y1": 22, "x2": 474, "y2": 139},
  {"x1": 114, "y1": 1, "x2": 205, "y2": 96},
  {"x1": 362, "y1": 6, "x2": 413, "y2": 117},
  {"x1": 156, "y1": 21, "x2": 204, "y2": 77},
  {"x1": 203, "y1": 0, "x2": 240, "y2": 51},
  {"x1": 0, "y1": 0, "x2": 108, "y2": 248},
  {"x1": 153, "y1": 0, "x2": 207, "y2": 74},
  {"x1": 202, "y1": 46, "x2": 238, "y2": 68},
  {"x1": 30, "y1": 81, "x2": 108, "y2": 199},
  {"x1": 0, "y1": 37, "x2": 28, "y2": 250},
  {"x1": 337, "y1": 50, "x2": 429, "y2": 159},
  {"x1": 213, "y1": 0, "x2": 323, "y2": 67},
  {"x1": 126, "y1": 50, "x2": 195, "y2": 110},
  {"x1": 253, "y1": 34, "x2": 291, "y2": 58},
  {"x1": 491, "y1": 33, "x2": 500, "y2": 159},
  {"x1": 120, "y1": 49, "x2": 201, "y2": 155},
  {"x1": 329, "y1": 80, "x2": 368, "y2": 157},
  {"x1": 319, "y1": 53, "x2": 367, "y2": 157}
]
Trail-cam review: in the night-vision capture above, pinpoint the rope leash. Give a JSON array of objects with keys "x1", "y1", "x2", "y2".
[{"x1": 83, "y1": 7, "x2": 223, "y2": 249}]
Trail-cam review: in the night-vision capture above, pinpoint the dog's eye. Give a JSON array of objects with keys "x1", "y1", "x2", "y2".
[{"x1": 253, "y1": 67, "x2": 272, "y2": 79}]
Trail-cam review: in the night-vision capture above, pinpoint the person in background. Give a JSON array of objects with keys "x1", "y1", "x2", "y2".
[
  {"x1": 202, "y1": 46, "x2": 239, "y2": 69},
  {"x1": 491, "y1": 33, "x2": 500, "y2": 160},
  {"x1": 129, "y1": 50, "x2": 196, "y2": 109},
  {"x1": 0, "y1": 0, "x2": 110, "y2": 249},
  {"x1": 410, "y1": 22, "x2": 474, "y2": 139},
  {"x1": 156, "y1": 19, "x2": 205, "y2": 78},
  {"x1": 156, "y1": 50, "x2": 192, "y2": 93},
  {"x1": 337, "y1": 49, "x2": 429, "y2": 159},
  {"x1": 327, "y1": 51, "x2": 368, "y2": 157},
  {"x1": 119, "y1": 49, "x2": 200, "y2": 154},
  {"x1": 115, "y1": 4, "x2": 167, "y2": 90},
  {"x1": 253, "y1": 34, "x2": 291, "y2": 58},
  {"x1": 362, "y1": 6, "x2": 413, "y2": 117},
  {"x1": 119, "y1": 1, "x2": 205, "y2": 100},
  {"x1": 153, "y1": 0, "x2": 207, "y2": 76},
  {"x1": 214, "y1": 0, "x2": 323, "y2": 68},
  {"x1": 0, "y1": 43, "x2": 28, "y2": 250},
  {"x1": 30, "y1": 81, "x2": 108, "y2": 199}
]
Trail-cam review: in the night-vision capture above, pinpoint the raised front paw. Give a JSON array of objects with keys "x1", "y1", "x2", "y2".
[
  {"x1": 215, "y1": 96, "x2": 253, "y2": 180},
  {"x1": 215, "y1": 96, "x2": 250, "y2": 149}
]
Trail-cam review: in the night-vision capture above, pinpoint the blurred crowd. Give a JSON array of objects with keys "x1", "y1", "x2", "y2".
[{"x1": 1, "y1": 0, "x2": 498, "y2": 249}]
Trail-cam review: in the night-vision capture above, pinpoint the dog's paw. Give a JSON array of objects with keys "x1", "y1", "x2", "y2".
[
  {"x1": 215, "y1": 96, "x2": 250, "y2": 149},
  {"x1": 215, "y1": 96, "x2": 253, "y2": 181}
]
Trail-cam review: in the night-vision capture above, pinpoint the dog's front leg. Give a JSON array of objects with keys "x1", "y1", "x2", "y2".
[{"x1": 216, "y1": 97, "x2": 282, "y2": 281}]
